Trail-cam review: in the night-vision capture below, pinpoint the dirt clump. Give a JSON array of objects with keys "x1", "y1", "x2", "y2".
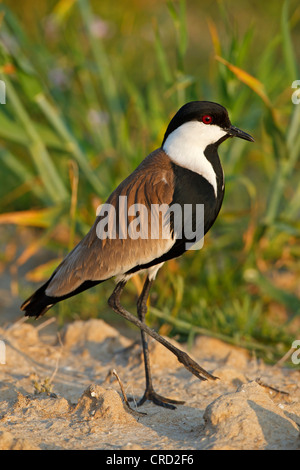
[{"x1": 0, "y1": 319, "x2": 299, "y2": 450}]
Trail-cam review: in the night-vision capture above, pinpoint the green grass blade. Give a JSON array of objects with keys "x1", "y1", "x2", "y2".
[
  {"x1": 281, "y1": 0, "x2": 298, "y2": 82},
  {"x1": 0, "y1": 148, "x2": 47, "y2": 202},
  {"x1": 35, "y1": 93, "x2": 105, "y2": 195},
  {"x1": 150, "y1": 306, "x2": 275, "y2": 353},
  {"x1": 153, "y1": 20, "x2": 173, "y2": 87},
  {"x1": 77, "y1": 0, "x2": 122, "y2": 119},
  {"x1": 244, "y1": 269, "x2": 300, "y2": 318},
  {"x1": 2, "y1": 75, "x2": 69, "y2": 203}
]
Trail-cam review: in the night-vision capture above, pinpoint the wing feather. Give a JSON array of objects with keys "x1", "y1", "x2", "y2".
[{"x1": 46, "y1": 149, "x2": 175, "y2": 297}]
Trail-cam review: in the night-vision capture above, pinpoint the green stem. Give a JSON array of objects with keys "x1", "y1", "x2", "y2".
[
  {"x1": 150, "y1": 307, "x2": 275, "y2": 353},
  {"x1": 35, "y1": 93, "x2": 105, "y2": 195},
  {"x1": 2, "y1": 75, "x2": 68, "y2": 203}
]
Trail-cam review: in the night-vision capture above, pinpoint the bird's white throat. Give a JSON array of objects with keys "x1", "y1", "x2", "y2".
[{"x1": 163, "y1": 121, "x2": 226, "y2": 197}]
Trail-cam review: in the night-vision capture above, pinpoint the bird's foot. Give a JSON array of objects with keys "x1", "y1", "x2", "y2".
[
  {"x1": 177, "y1": 350, "x2": 218, "y2": 381},
  {"x1": 137, "y1": 387, "x2": 185, "y2": 410}
]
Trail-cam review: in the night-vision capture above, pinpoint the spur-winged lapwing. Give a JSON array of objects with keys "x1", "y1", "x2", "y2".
[{"x1": 21, "y1": 101, "x2": 254, "y2": 409}]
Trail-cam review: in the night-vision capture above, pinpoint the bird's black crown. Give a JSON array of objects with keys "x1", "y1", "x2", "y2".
[{"x1": 162, "y1": 101, "x2": 232, "y2": 145}]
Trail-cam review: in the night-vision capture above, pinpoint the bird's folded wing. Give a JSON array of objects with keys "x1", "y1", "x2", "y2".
[{"x1": 46, "y1": 149, "x2": 176, "y2": 297}]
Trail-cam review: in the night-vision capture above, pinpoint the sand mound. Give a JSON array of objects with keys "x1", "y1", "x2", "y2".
[
  {"x1": 0, "y1": 430, "x2": 38, "y2": 450},
  {"x1": 74, "y1": 384, "x2": 137, "y2": 424},
  {"x1": 0, "y1": 319, "x2": 299, "y2": 449},
  {"x1": 203, "y1": 381, "x2": 300, "y2": 449}
]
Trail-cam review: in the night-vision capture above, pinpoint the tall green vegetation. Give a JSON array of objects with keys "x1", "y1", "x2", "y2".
[{"x1": 0, "y1": 0, "x2": 299, "y2": 360}]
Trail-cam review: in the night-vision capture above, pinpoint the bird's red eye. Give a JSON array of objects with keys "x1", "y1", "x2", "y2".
[{"x1": 202, "y1": 115, "x2": 212, "y2": 124}]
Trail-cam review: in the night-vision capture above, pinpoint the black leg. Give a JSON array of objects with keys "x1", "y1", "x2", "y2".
[
  {"x1": 108, "y1": 281, "x2": 217, "y2": 394},
  {"x1": 136, "y1": 277, "x2": 185, "y2": 409},
  {"x1": 136, "y1": 277, "x2": 154, "y2": 398}
]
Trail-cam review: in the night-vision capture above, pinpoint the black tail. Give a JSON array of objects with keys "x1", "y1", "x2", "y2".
[
  {"x1": 20, "y1": 277, "x2": 57, "y2": 318},
  {"x1": 21, "y1": 278, "x2": 103, "y2": 319}
]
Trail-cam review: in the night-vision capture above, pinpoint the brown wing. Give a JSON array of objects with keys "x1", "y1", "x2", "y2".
[{"x1": 46, "y1": 149, "x2": 176, "y2": 297}]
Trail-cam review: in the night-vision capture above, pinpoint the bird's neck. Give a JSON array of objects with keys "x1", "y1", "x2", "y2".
[
  {"x1": 163, "y1": 139, "x2": 225, "y2": 200},
  {"x1": 204, "y1": 143, "x2": 225, "y2": 197}
]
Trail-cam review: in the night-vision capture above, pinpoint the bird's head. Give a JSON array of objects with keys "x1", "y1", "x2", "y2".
[{"x1": 162, "y1": 101, "x2": 254, "y2": 149}]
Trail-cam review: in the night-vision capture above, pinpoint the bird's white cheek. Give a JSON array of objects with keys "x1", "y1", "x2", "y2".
[
  {"x1": 201, "y1": 123, "x2": 227, "y2": 143},
  {"x1": 163, "y1": 121, "x2": 226, "y2": 197}
]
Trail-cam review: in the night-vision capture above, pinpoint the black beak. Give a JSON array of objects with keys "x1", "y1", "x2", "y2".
[{"x1": 226, "y1": 125, "x2": 254, "y2": 142}]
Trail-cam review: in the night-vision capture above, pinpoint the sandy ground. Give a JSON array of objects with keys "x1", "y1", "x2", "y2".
[{"x1": 0, "y1": 317, "x2": 299, "y2": 450}]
